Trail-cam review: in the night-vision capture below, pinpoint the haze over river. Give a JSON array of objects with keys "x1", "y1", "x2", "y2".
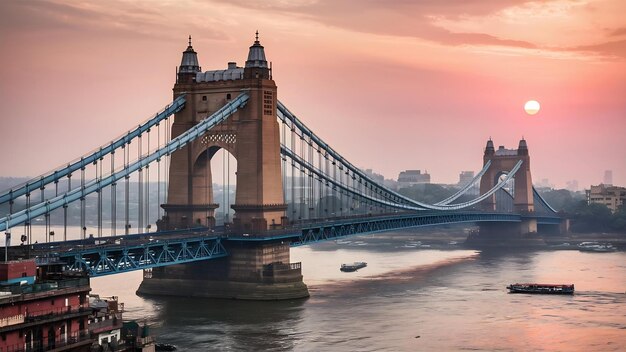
[{"x1": 89, "y1": 233, "x2": 626, "y2": 351}]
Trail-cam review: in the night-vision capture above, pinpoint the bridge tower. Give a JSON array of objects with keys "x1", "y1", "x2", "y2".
[
  {"x1": 160, "y1": 33, "x2": 287, "y2": 232},
  {"x1": 478, "y1": 138, "x2": 538, "y2": 238},
  {"x1": 140, "y1": 34, "x2": 308, "y2": 300}
]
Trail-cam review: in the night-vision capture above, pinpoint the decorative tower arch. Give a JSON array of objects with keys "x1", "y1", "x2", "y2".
[
  {"x1": 160, "y1": 34, "x2": 287, "y2": 232},
  {"x1": 478, "y1": 138, "x2": 537, "y2": 236}
]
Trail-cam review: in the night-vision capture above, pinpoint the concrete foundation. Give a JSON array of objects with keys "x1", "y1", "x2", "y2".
[
  {"x1": 468, "y1": 222, "x2": 544, "y2": 248},
  {"x1": 137, "y1": 278, "x2": 309, "y2": 300},
  {"x1": 136, "y1": 240, "x2": 309, "y2": 300}
]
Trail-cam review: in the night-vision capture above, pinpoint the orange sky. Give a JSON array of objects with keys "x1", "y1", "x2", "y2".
[{"x1": 0, "y1": 0, "x2": 625, "y2": 188}]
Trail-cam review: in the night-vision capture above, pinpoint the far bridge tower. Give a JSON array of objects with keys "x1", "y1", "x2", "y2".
[{"x1": 477, "y1": 138, "x2": 538, "y2": 241}]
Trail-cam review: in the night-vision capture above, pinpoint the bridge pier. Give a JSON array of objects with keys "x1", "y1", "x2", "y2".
[
  {"x1": 466, "y1": 218, "x2": 545, "y2": 247},
  {"x1": 136, "y1": 239, "x2": 309, "y2": 300},
  {"x1": 469, "y1": 219, "x2": 543, "y2": 247}
]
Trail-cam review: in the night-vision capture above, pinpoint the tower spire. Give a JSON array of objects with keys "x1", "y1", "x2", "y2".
[
  {"x1": 178, "y1": 36, "x2": 201, "y2": 83},
  {"x1": 245, "y1": 31, "x2": 268, "y2": 70},
  {"x1": 485, "y1": 138, "x2": 495, "y2": 156}
]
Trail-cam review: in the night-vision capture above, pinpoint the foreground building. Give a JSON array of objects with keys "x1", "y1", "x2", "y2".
[
  {"x1": 0, "y1": 260, "x2": 155, "y2": 352},
  {"x1": 0, "y1": 260, "x2": 92, "y2": 351}
]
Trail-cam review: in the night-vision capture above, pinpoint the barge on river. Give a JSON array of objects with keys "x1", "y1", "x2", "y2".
[
  {"x1": 340, "y1": 262, "x2": 367, "y2": 272},
  {"x1": 507, "y1": 283, "x2": 574, "y2": 295}
]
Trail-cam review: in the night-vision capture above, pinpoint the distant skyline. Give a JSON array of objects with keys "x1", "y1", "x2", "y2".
[{"x1": 0, "y1": 0, "x2": 625, "y2": 188}]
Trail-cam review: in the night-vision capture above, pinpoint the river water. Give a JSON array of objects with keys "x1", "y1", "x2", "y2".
[{"x1": 89, "y1": 233, "x2": 626, "y2": 351}]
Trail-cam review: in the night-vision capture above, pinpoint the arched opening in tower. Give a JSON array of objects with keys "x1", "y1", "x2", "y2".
[
  {"x1": 208, "y1": 147, "x2": 237, "y2": 227},
  {"x1": 495, "y1": 172, "x2": 515, "y2": 212}
]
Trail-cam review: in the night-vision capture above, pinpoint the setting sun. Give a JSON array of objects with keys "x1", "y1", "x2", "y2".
[{"x1": 524, "y1": 100, "x2": 541, "y2": 115}]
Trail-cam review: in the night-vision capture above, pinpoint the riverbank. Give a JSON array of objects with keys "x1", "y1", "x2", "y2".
[{"x1": 345, "y1": 227, "x2": 626, "y2": 251}]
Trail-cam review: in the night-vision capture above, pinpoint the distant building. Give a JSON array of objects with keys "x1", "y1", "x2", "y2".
[
  {"x1": 397, "y1": 170, "x2": 430, "y2": 189},
  {"x1": 566, "y1": 180, "x2": 579, "y2": 192},
  {"x1": 383, "y1": 179, "x2": 398, "y2": 191},
  {"x1": 363, "y1": 169, "x2": 385, "y2": 185},
  {"x1": 457, "y1": 171, "x2": 479, "y2": 196},
  {"x1": 603, "y1": 170, "x2": 613, "y2": 186},
  {"x1": 536, "y1": 178, "x2": 554, "y2": 189},
  {"x1": 458, "y1": 171, "x2": 475, "y2": 186},
  {"x1": 586, "y1": 184, "x2": 626, "y2": 213},
  {"x1": 362, "y1": 169, "x2": 398, "y2": 191}
]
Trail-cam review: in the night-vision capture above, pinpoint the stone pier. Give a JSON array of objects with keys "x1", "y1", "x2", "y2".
[{"x1": 137, "y1": 239, "x2": 309, "y2": 300}]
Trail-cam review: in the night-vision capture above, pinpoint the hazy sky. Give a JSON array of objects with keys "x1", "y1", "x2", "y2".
[{"x1": 0, "y1": 0, "x2": 624, "y2": 188}]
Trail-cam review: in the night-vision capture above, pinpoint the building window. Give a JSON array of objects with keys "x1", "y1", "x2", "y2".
[
  {"x1": 263, "y1": 91, "x2": 274, "y2": 116},
  {"x1": 226, "y1": 93, "x2": 231, "y2": 100},
  {"x1": 202, "y1": 95, "x2": 207, "y2": 101}
]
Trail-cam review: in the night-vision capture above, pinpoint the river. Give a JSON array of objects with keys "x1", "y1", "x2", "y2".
[{"x1": 88, "y1": 233, "x2": 626, "y2": 351}]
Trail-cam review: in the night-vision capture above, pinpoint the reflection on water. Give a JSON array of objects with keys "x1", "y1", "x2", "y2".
[
  {"x1": 89, "y1": 234, "x2": 626, "y2": 351},
  {"x1": 148, "y1": 297, "x2": 306, "y2": 351}
]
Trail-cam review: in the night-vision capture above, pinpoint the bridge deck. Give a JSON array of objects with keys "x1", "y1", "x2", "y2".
[{"x1": 5, "y1": 211, "x2": 562, "y2": 277}]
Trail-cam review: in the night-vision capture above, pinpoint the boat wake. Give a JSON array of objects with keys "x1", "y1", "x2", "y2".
[{"x1": 312, "y1": 254, "x2": 478, "y2": 296}]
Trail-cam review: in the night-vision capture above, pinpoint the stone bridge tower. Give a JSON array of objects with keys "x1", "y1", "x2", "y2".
[
  {"x1": 142, "y1": 35, "x2": 308, "y2": 300},
  {"x1": 160, "y1": 33, "x2": 287, "y2": 233},
  {"x1": 478, "y1": 139, "x2": 537, "y2": 237},
  {"x1": 479, "y1": 138, "x2": 534, "y2": 213}
]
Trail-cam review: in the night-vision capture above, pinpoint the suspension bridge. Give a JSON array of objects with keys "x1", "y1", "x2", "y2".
[{"x1": 0, "y1": 34, "x2": 564, "y2": 299}]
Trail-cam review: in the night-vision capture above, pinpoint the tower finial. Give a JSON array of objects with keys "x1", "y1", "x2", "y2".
[
  {"x1": 255, "y1": 30, "x2": 259, "y2": 42},
  {"x1": 188, "y1": 35, "x2": 192, "y2": 47}
]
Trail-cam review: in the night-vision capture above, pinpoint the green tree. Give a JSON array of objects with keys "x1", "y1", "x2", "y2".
[
  {"x1": 569, "y1": 201, "x2": 612, "y2": 233},
  {"x1": 610, "y1": 205, "x2": 626, "y2": 232}
]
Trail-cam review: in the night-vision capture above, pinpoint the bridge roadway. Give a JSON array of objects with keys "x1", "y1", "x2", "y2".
[{"x1": 13, "y1": 211, "x2": 561, "y2": 277}]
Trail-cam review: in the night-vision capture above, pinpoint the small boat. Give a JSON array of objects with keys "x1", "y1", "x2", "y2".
[
  {"x1": 340, "y1": 262, "x2": 367, "y2": 272},
  {"x1": 577, "y1": 242, "x2": 617, "y2": 252},
  {"x1": 507, "y1": 283, "x2": 574, "y2": 295}
]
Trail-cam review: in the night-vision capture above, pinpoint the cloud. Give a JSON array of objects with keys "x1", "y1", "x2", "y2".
[
  {"x1": 219, "y1": 0, "x2": 538, "y2": 18},
  {"x1": 0, "y1": 0, "x2": 228, "y2": 42},
  {"x1": 608, "y1": 27, "x2": 626, "y2": 37},
  {"x1": 570, "y1": 39, "x2": 626, "y2": 58},
  {"x1": 213, "y1": 0, "x2": 541, "y2": 49}
]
